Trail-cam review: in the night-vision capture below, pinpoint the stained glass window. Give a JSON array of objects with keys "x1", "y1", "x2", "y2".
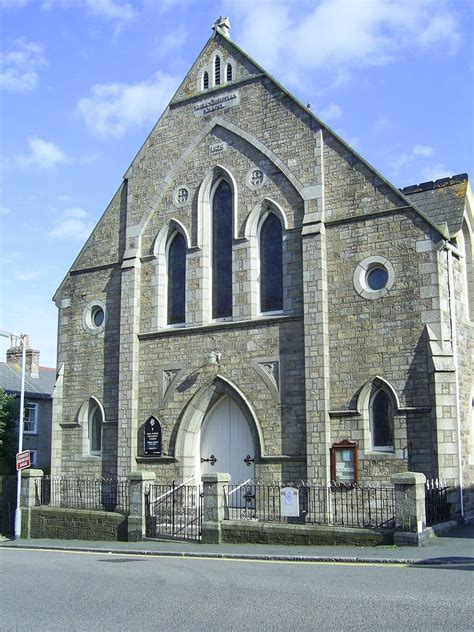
[
  {"x1": 89, "y1": 404, "x2": 102, "y2": 455},
  {"x1": 168, "y1": 232, "x2": 186, "y2": 324},
  {"x1": 260, "y1": 213, "x2": 283, "y2": 312},
  {"x1": 212, "y1": 180, "x2": 232, "y2": 318},
  {"x1": 371, "y1": 390, "x2": 394, "y2": 449}
]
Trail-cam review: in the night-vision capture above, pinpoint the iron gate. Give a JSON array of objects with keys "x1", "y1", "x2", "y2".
[
  {"x1": 145, "y1": 482, "x2": 202, "y2": 541},
  {"x1": 425, "y1": 479, "x2": 450, "y2": 526}
]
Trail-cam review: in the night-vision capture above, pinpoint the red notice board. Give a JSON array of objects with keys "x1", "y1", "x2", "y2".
[{"x1": 16, "y1": 450, "x2": 31, "y2": 471}]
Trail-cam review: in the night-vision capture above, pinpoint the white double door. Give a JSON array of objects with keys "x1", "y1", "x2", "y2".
[{"x1": 199, "y1": 396, "x2": 255, "y2": 483}]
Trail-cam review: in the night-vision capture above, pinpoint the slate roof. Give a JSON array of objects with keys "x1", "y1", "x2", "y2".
[
  {"x1": 401, "y1": 174, "x2": 468, "y2": 236},
  {"x1": 0, "y1": 362, "x2": 56, "y2": 400}
]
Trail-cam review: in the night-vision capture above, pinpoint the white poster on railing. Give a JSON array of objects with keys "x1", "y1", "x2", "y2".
[{"x1": 280, "y1": 487, "x2": 299, "y2": 517}]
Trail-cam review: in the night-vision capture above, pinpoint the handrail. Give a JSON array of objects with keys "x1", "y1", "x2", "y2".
[
  {"x1": 149, "y1": 476, "x2": 196, "y2": 507},
  {"x1": 227, "y1": 478, "x2": 253, "y2": 496}
]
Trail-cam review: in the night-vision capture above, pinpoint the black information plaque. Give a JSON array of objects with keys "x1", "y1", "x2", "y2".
[{"x1": 144, "y1": 416, "x2": 162, "y2": 456}]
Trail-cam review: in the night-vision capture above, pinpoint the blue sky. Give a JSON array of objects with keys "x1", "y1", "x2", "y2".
[{"x1": 1, "y1": 0, "x2": 473, "y2": 367}]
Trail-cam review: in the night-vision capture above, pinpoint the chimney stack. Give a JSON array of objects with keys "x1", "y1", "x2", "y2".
[{"x1": 6, "y1": 335, "x2": 40, "y2": 378}]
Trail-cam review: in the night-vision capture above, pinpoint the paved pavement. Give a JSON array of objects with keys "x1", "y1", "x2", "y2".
[{"x1": 1, "y1": 521, "x2": 473, "y2": 565}]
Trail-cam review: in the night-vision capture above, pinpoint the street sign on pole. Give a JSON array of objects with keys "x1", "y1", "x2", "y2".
[{"x1": 16, "y1": 450, "x2": 31, "y2": 471}]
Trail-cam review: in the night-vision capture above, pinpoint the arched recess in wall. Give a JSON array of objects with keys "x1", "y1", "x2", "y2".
[
  {"x1": 357, "y1": 377, "x2": 400, "y2": 454},
  {"x1": 173, "y1": 375, "x2": 265, "y2": 482},
  {"x1": 77, "y1": 396, "x2": 105, "y2": 457},
  {"x1": 196, "y1": 166, "x2": 238, "y2": 321},
  {"x1": 244, "y1": 198, "x2": 289, "y2": 317},
  {"x1": 135, "y1": 117, "x2": 304, "y2": 250},
  {"x1": 152, "y1": 219, "x2": 191, "y2": 329}
]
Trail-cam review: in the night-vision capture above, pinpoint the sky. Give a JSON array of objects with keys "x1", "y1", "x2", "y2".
[{"x1": 1, "y1": 0, "x2": 473, "y2": 368}]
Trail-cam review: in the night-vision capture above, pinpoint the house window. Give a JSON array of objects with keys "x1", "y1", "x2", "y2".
[
  {"x1": 370, "y1": 389, "x2": 394, "y2": 451},
  {"x1": 212, "y1": 180, "x2": 233, "y2": 319},
  {"x1": 260, "y1": 213, "x2": 283, "y2": 312},
  {"x1": 89, "y1": 403, "x2": 103, "y2": 456},
  {"x1": 226, "y1": 63, "x2": 232, "y2": 82},
  {"x1": 24, "y1": 403, "x2": 38, "y2": 434},
  {"x1": 214, "y1": 55, "x2": 221, "y2": 85},
  {"x1": 167, "y1": 231, "x2": 186, "y2": 325},
  {"x1": 203, "y1": 71, "x2": 209, "y2": 90},
  {"x1": 29, "y1": 450, "x2": 37, "y2": 467}
]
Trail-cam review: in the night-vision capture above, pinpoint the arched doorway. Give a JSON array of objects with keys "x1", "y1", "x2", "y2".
[{"x1": 199, "y1": 395, "x2": 256, "y2": 483}]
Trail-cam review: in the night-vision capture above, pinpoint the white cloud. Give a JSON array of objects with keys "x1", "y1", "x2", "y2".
[
  {"x1": 152, "y1": 29, "x2": 189, "y2": 60},
  {"x1": 49, "y1": 207, "x2": 94, "y2": 240},
  {"x1": 16, "y1": 269, "x2": 42, "y2": 281},
  {"x1": 76, "y1": 71, "x2": 179, "y2": 137},
  {"x1": 15, "y1": 136, "x2": 68, "y2": 169},
  {"x1": 1, "y1": 0, "x2": 135, "y2": 20},
  {"x1": 391, "y1": 143, "x2": 435, "y2": 173},
  {"x1": 0, "y1": 38, "x2": 46, "y2": 91},
  {"x1": 41, "y1": 0, "x2": 135, "y2": 21},
  {"x1": 64, "y1": 207, "x2": 88, "y2": 219},
  {"x1": 412, "y1": 144, "x2": 434, "y2": 157},
  {"x1": 420, "y1": 163, "x2": 451, "y2": 182},
  {"x1": 227, "y1": 0, "x2": 461, "y2": 87},
  {"x1": 318, "y1": 103, "x2": 343, "y2": 123}
]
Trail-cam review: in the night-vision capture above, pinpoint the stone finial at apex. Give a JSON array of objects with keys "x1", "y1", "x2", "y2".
[{"x1": 212, "y1": 16, "x2": 231, "y2": 38}]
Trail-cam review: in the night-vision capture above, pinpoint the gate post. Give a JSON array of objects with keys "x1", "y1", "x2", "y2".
[
  {"x1": 201, "y1": 472, "x2": 231, "y2": 544},
  {"x1": 127, "y1": 471, "x2": 156, "y2": 542},
  {"x1": 20, "y1": 469, "x2": 44, "y2": 538},
  {"x1": 391, "y1": 472, "x2": 428, "y2": 545}
]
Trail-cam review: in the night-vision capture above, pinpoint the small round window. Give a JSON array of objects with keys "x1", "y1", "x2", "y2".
[
  {"x1": 353, "y1": 256, "x2": 395, "y2": 300},
  {"x1": 92, "y1": 306, "x2": 104, "y2": 327},
  {"x1": 83, "y1": 300, "x2": 106, "y2": 334},
  {"x1": 366, "y1": 266, "x2": 389, "y2": 291}
]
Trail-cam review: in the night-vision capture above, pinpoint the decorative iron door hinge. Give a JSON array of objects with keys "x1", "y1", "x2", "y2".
[
  {"x1": 201, "y1": 454, "x2": 217, "y2": 466},
  {"x1": 243, "y1": 454, "x2": 255, "y2": 466}
]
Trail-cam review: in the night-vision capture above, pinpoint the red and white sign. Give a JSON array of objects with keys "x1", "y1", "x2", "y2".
[{"x1": 16, "y1": 450, "x2": 31, "y2": 471}]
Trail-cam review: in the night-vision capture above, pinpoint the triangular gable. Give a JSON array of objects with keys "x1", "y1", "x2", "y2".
[
  {"x1": 141, "y1": 21, "x2": 450, "y2": 239},
  {"x1": 55, "y1": 18, "x2": 452, "y2": 299}
]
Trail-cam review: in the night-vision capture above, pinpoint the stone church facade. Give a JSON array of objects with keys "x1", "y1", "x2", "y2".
[{"x1": 51, "y1": 18, "x2": 473, "y2": 518}]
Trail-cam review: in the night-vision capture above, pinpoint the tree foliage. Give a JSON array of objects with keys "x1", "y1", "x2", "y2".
[{"x1": 0, "y1": 389, "x2": 19, "y2": 474}]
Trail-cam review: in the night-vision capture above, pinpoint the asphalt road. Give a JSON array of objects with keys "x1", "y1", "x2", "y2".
[{"x1": 1, "y1": 548, "x2": 473, "y2": 631}]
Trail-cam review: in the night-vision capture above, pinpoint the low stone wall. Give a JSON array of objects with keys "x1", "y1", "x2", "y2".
[
  {"x1": 221, "y1": 520, "x2": 393, "y2": 546},
  {"x1": 27, "y1": 507, "x2": 128, "y2": 541}
]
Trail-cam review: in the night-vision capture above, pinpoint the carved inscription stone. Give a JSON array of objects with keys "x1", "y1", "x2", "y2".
[
  {"x1": 209, "y1": 141, "x2": 228, "y2": 156},
  {"x1": 194, "y1": 91, "x2": 240, "y2": 117}
]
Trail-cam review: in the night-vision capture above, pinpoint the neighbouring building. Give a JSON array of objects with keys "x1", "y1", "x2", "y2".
[
  {"x1": 0, "y1": 336, "x2": 55, "y2": 471},
  {"x1": 51, "y1": 18, "x2": 474, "y2": 519}
]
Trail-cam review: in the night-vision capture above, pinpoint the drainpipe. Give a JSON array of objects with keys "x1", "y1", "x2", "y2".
[{"x1": 446, "y1": 243, "x2": 464, "y2": 518}]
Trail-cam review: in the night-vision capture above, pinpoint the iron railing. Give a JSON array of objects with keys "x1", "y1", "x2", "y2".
[
  {"x1": 37, "y1": 476, "x2": 129, "y2": 513},
  {"x1": 145, "y1": 481, "x2": 202, "y2": 541},
  {"x1": 425, "y1": 479, "x2": 450, "y2": 526},
  {"x1": 224, "y1": 481, "x2": 396, "y2": 529}
]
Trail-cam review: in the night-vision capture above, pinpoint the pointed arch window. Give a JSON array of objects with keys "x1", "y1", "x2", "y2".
[
  {"x1": 203, "y1": 71, "x2": 209, "y2": 90},
  {"x1": 260, "y1": 213, "x2": 283, "y2": 312},
  {"x1": 370, "y1": 389, "x2": 394, "y2": 451},
  {"x1": 214, "y1": 55, "x2": 221, "y2": 85},
  {"x1": 212, "y1": 180, "x2": 233, "y2": 319},
  {"x1": 226, "y1": 63, "x2": 232, "y2": 82},
  {"x1": 167, "y1": 231, "x2": 186, "y2": 325},
  {"x1": 89, "y1": 402, "x2": 103, "y2": 456}
]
